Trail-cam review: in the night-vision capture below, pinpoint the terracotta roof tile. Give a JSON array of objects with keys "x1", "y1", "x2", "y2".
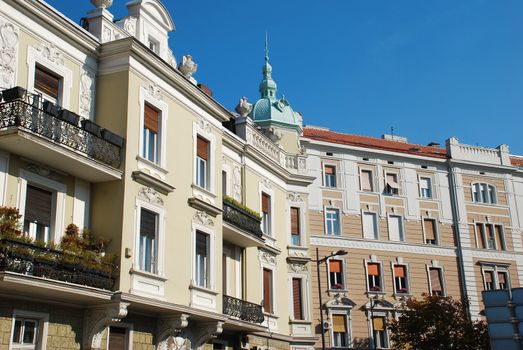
[
  {"x1": 303, "y1": 127, "x2": 447, "y2": 159},
  {"x1": 511, "y1": 157, "x2": 523, "y2": 167}
]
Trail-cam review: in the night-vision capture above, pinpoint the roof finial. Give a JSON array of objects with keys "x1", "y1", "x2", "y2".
[{"x1": 265, "y1": 32, "x2": 269, "y2": 63}]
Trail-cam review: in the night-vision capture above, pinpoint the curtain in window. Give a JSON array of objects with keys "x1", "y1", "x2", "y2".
[
  {"x1": 361, "y1": 170, "x2": 372, "y2": 191},
  {"x1": 291, "y1": 207, "x2": 300, "y2": 234},
  {"x1": 329, "y1": 260, "x2": 342, "y2": 273},
  {"x1": 368, "y1": 263, "x2": 379, "y2": 276},
  {"x1": 262, "y1": 193, "x2": 270, "y2": 214},
  {"x1": 373, "y1": 317, "x2": 385, "y2": 331}
]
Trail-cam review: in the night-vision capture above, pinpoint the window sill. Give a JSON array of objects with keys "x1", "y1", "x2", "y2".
[
  {"x1": 189, "y1": 282, "x2": 218, "y2": 295},
  {"x1": 393, "y1": 292, "x2": 412, "y2": 299},
  {"x1": 263, "y1": 311, "x2": 279, "y2": 319},
  {"x1": 328, "y1": 288, "x2": 348, "y2": 295},
  {"x1": 289, "y1": 318, "x2": 311, "y2": 324},
  {"x1": 192, "y1": 183, "x2": 216, "y2": 199},
  {"x1": 130, "y1": 268, "x2": 167, "y2": 281},
  {"x1": 137, "y1": 156, "x2": 168, "y2": 176},
  {"x1": 367, "y1": 290, "x2": 386, "y2": 296}
]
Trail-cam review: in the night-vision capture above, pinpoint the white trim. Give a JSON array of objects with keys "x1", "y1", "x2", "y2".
[
  {"x1": 9, "y1": 310, "x2": 49, "y2": 350},
  {"x1": 427, "y1": 264, "x2": 447, "y2": 296},
  {"x1": 259, "y1": 182, "x2": 275, "y2": 238},
  {"x1": 193, "y1": 120, "x2": 216, "y2": 201},
  {"x1": 288, "y1": 273, "x2": 310, "y2": 322},
  {"x1": 418, "y1": 175, "x2": 433, "y2": 199},
  {"x1": 327, "y1": 309, "x2": 352, "y2": 348},
  {"x1": 139, "y1": 86, "x2": 169, "y2": 168},
  {"x1": 327, "y1": 257, "x2": 347, "y2": 292},
  {"x1": 421, "y1": 216, "x2": 439, "y2": 245},
  {"x1": 0, "y1": 152, "x2": 9, "y2": 206},
  {"x1": 133, "y1": 198, "x2": 165, "y2": 276},
  {"x1": 391, "y1": 262, "x2": 410, "y2": 295},
  {"x1": 288, "y1": 199, "x2": 306, "y2": 246},
  {"x1": 191, "y1": 221, "x2": 216, "y2": 291},
  {"x1": 386, "y1": 213, "x2": 404, "y2": 242},
  {"x1": 362, "y1": 210, "x2": 379, "y2": 240},
  {"x1": 365, "y1": 258, "x2": 385, "y2": 293},
  {"x1": 322, "y1": 162, "x2": 338, "y2": 188},
  {"x1": 325, "y1": 206, "x2": 342, "y2": 236},
  {"x1": 359, "y1": 167, "x2": 375, "y2": 192}
]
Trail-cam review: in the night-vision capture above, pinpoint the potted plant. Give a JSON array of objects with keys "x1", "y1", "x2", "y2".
[
  {"x1": 101, "y1": 129, "x2": 124, "y2": 147},
  {"x1": 42, "y1": 101, "x2": 59, "y2": 116},
  {"x1": 81, "y1": 119, "x2": 102, "y2": 137},
  {"x1": 332, "y1": 283, "x2": 344, "y2": 290},
  {"x1": 370, "y1": 285, "x2": 382, "y2": 292},
  {"x1": 57, "y1": 109, "x2": 80, "y2": 125},
  {"x1": 2, "y1": 87, "x2": 27, "y2": 102},
  {"x1": 398, "y1": 288, "x2": 409, "y2": 294}
]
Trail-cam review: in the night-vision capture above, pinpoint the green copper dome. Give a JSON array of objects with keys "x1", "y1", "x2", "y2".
[{"x1": 250, "y1": 38, "x2": 302, "y2": 132}]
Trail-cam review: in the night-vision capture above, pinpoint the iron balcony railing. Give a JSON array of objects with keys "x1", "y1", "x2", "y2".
[
  {"x1": 0, "y1": 238, "x2": 116, "y2": 290},
  {"x1": 0, "y1": 100, "x2": 121, "y2": 168},
  {"x1": 222, "y1": 200, "x2": 263, "y2": 239},
  {"x1": 223, "y1": 295, "x2": 265, "y2": 324}
]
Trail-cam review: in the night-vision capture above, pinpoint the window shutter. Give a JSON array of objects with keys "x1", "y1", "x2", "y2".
[
  {"x1": 420, "y1": 177, "x2": 429, "y2": 189},
  {"x1": 363, "y1": 212, "x2": 377, "y2": 239},
  {"x1": 476, "y1": 223, "x2": 485, "y2": 249},
  {"x1": 498, "y1": 272, "x2": 506, "y2": 284},
  {"x1": 108, "y1": 327, "x2": 126, "y2": 350},
  {"x1": 325, "y1": 165, "x2": 334, "y2": 174},
  {"x1": 372, "y1": 317, "x2": 385, "y2": 331},
  {"x1": 388, "y1": 215, "x2": 402, "y2": 241},
  {"x1": 291, "y1": 207, "x2": 300, "y2": 234},
  {"x1": 140, "y1": 209, "x2": 157, "y2": 239},
  {"x1": 292, "y1": 278, "x2": 303, "y2": 320},
  {"x1": 424, "y1": 219, "x2": 435, "y2": 241},
  {"x1": 361, "y1": 170, "x2": 372, "y2": 191},
  {"x1": 495, "y1": 225, "x2": 504, "y2": 250},
  {"x1": 394, "y1": 265, "x2": 406, "y2": 278},
  {"x1": 368, "y1": 263, "x2": 379, "y2": 276},
  {"x1": 144, "y1": 103, "x2": 159, "y2": 133},
  {"x1": 197, "y1": 136, "x2": 209, "y2": 160},
  {"x1": 35, "y1": 66, "x2": 60, "y2": 100},
  {"x1": 430, "y1": 268, "x2": 442, "y2": 292},
  {"x1": 484, "y1": 271, "x2": 493, "y2": 283},
  {"x1": 386, "y1": 173, "x2": 399, "y2": 189},
  {"x1": 25, "y1": 185, "x2": 53, "y2": 226},
  {"x1": 263, "y1": 268, "x2": 272, "y2": 313},
  {"x1": 332, "y1": 315, "x2": 346, "y2": 333},
  {"x1": 329, "y1": 260, "x2": 342, "y2": 273},
  {"x1": 262, "y1": 193, "x2": 270, "y2": 213}
]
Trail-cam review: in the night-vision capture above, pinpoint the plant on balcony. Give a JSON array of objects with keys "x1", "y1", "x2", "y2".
[
  {"x1": 398, "y1": 288, "x2": 409, "y2": 294},
  {"x1": 370, "y1": 285, "x2": 382, "y2": 292},
  {"x1": 223, "y1": 195, "x2": 262, "y2": 220},
  {"x1": 331, "y1": 283, "x2": 344, "y2": 290}
]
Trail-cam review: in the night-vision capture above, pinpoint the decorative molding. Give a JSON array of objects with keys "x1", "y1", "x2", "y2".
[
  {"x1": 83, "y1": 302, "x2": 129, "y2": 349},
  {"x1": 143, "y1": 82, "x2": 163, "y2": 101},
  {"x1": 138, "y1": 186, "x2": 164, "y2": 206},
  {"x1": 0, "y1": 17, "x2": 19, "y2": 88},
  {"x1": 289, "y1": 262, "x2": 307, "y2": 273},
  {"x1": 235, "y1": 97, "x2": 252, "y2": 117},
  {"x1": 79, "y1": 67, "x2": 95, "y2": 119},
  {"x1": 157, "y1": 314, "x2": 190, "y2": 350},
  {"x1": 195, "y1": 116, "x2": 211, "y2": 134},
  {"x1": 122, "y1": 17, "x2": 137, "y2": 36},
  {"x1": 232, "y1": 165, "x2": 241, "y2": 202},
  {"x1": 187, "y1": 197, "x2": 222, "y2": 217},
  {"x1": 132, "y1": 170, "x2": 175, "y2": 195},
  {"x1": 102, "y1": 25, "x2": 113, "y2": 43},
  {"x1": 195, "y1": 321, "x2": 223, "y2": 350},
  {"x1": 193, "y1": 210, "x2": 214, "y2": 227},
  {"x1": 259, "y1": 250, "x2": 277, "y2": 266},
  {"x1": 287, "y1": 192, "x2": 304, "y2": 203},
  {"x1": 178, "y1": 55, "x2": 198, "y2": 79},
  {"x1": 261, "y1": 178, "x2": 272, "y2": 190},
  {"x1": 36, "y1": 41, "x2": 64, "y2": 66}
]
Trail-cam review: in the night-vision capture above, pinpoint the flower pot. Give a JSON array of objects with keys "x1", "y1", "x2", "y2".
[
  {"x1": 57, "y1": 109, "x2": 80, "y2": 126},
  {"x1": 2, "y1": 87, "x2": 27, "y2": 102},
  {"x1": 42, "y1": 101, "x2": 59, "y2": 116},
  {"x1": 81, "y1": 119, "x2": 102, "y2": 137},
  {"x1": 101, "y1": 129, "x2": 124, "y2": 147}
]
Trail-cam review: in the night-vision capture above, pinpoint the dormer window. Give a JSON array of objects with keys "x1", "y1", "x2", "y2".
[{"x1": 148, "y1": 37, "x2": 159, "y2": 54}]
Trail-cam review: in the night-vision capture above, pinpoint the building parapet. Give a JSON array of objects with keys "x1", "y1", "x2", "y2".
[{"x1": 446, "y1": 137, "x2": 510, "y2": 166}]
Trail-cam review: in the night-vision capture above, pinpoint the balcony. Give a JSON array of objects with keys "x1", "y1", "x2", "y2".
[
  {"x1": 222, "y1": 198, "x2": 264, "y2": 247},
  {"x1": 0, "y1": 99, "x2": 123, "y2": 182},
  {"x1": 0, "y1": 238, "x2": 116, "y2": 290},
  {"x1": 223, "y1": 295, "x2": 264, "y2": 324}
]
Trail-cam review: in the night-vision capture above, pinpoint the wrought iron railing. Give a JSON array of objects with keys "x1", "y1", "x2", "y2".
[
  {"x1": 0, "y1": 100, "x2": 121, "y2": 168},
  {"x1": 0, "y1": 239, "x2": 116, "y2": 290},
  {"x1": 222, "y1": 200, "x2": 263, "y2": 239},
  {"x1": 223, "y1": 295, "x2": 265, "y2": 324}
]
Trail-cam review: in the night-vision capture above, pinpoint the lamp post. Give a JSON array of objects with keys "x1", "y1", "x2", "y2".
[{"x1": 313, "y1": 248, "x2": 348, "y2": 350}]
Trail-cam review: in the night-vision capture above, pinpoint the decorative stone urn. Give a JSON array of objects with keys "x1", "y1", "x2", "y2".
[{"x1": 91, "y1": 0, "x2": 113, "y2": 9}]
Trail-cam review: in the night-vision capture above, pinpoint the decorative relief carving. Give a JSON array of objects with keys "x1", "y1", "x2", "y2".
[
  {"x1": 232, "y1": 166, "x2": 242, "y2": 202},
  {"x1": 196, "y1": 117, "x2": 211, "y2": 134},
  {"x1": 80, "y1": 68, "x2": 95, "y2": 119},
  {"x1": 102, "y1": 25, "x2": 113, "y2": 43},
  {"x1": 178, "y1": 55, "x2": 198, "y2": 79},
  {"x1": 83, "y1": 302, "x2": 129, "y2": 349},
  {"x1": 259, "y1": 250, "x2": 277, "y2": 266},
  {"x1": 37, "y1": 41, "x2": 64, "y2": 66},
  {"x1": 289, "y1": 263, "x2": 307, "y2": 273},
  {"x1": 144, "y1": 82, "x2": 163, "y2": 101},
  {"x1": 287, "y1": 192, "x2": 303, "y2": 203},
  {"x1": 261, "y1": 178, "x2": 271, "y2": 190},
  {"x1": 235, "y1": 97, "x2": 252, "y2": 117},
  {"x1": 0, "y1": 17, "x2": 19, "y2": 88},
  {"x1": 138, "y1": 187, "x2": 164, "y2": 206},
  {"x1": 123, "y1": 17, "x2": 136, "y2": 35},
  {"x1": 195, "y1": 322, "x2": 223, "y2": 350},
  {"x1": 25, "y1": 164, "x2": 61, "y2": 181},
  {"x1": 157, "y1": 314, "x2": 190, "y2": 350},
  {"x1": 193, "y1": 210, "x2": 214, "y2": 227}
]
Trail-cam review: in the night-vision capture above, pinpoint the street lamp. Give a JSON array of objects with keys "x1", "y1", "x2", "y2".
[{"x1": 312, "y1": 248, "x2": 348, "y2": 350}]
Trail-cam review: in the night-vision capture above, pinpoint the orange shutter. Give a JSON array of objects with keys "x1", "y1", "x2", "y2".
[
  {"x1": 368, "y1": 263, "x2": 379, "y2": 276},
  {"x1": 262, "y1": 193, "x2": 270, "y2": 213},
  {"x1": 144, "y1": 103, "x2": 159, "y2": 133},
  {"x1": 197, "y1": 136, "x2": 209, "y2": 160},
  {"x1": 495, "y1": 225, "x2": 504, "y2": 250},
  {"x1": 332, "y1": 315, "x2": 346, "y2": 333},
  {"x1": 263, "y1": 268, "x2": 272, "y2": 313},
  {"x1": 394, "y1": 265, "x2": 405, "y2": 278},
  {"x1": 424, "y1": 219, "x2": 435, "y2": 240},
  {"x1": 291, "y1": 207, "x2": 300, "y2": 234},
  {"x1": 35, "y1": 65, "x2": 60, "y2": 100},
  {"x1": 325, "y1": 165, "x2": 334, "y2": 174},
  {"x1": 292, "y1": 278, "x2": 303, "y2": 320},
  {"x1": 476, "y1": 223, "x2": 485, "y2": 249},
  {"x1": 329, "y1": 260, "x2": 342, "y2": 273},
  {"x1": 373, "y1": 317, "x2": 385, "y2": 331}
]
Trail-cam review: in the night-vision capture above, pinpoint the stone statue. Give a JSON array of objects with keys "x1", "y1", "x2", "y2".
[
  {"x1": 91, "y1": 0, "x2": 113, "y2": 9},
  {"x1": 178, "y1": 55, "x2": 198, "y2": 79},
  {"x1": 235, "y1": 97, "x2": 252, "y2": 117}
]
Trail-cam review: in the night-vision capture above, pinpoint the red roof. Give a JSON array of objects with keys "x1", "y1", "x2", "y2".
[
  {"x1": 303, "y1": 127, "x2": 447, "y2": 159},
  {"x1": 511, "y1": 157, "x2": 523, "y2": 167}
]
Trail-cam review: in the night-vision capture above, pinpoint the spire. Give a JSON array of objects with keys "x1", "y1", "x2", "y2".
[{"x1": 260, "y1": 33, "x2": 277, "y2": 99}]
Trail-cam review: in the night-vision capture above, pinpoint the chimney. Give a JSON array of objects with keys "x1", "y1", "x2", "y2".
[{"x1": 197, "y1": 83, "x2": 212, "y2": 97}]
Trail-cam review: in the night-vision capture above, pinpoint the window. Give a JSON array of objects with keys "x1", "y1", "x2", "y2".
[
  {"x1": 11, "y1": 318, "x2": 39, "y2": 350},
  {"x1": 263, "y1": 268, "x2": 273, "y2": 313},
  {"x1": 420, "y1": 177, "x2": 432, "y2": 198},
  {"x1": 324, "y1": 165, "x2": 336, "y2": 188},
  {"x1": 23, "y1": 185, "x2": 53, "y2": 243},
  {"x1": 475, "y1": 222, "x2": 505, "y2": 250},
  {"x1": 148, "y1": 37, "x2": 159, "y2": 54},
  {"x1": 196, "y1": 136, "x2": 209, "y2": 189},
  {"x1": 108, "y1": 327, "x2": 128, "y2": 350},
  {"x1": 394, "y1": 265, "x2": 409, "y2": 294},
  {"x1": 222, "y1": 171, "x2": 227, "y2": 196},
  {"x1": 326, "y1": 208, "x2": 340, "y2": 236},
  {"x1": 367, "y1": 262, "x2": 382, "y2": 292},
  {"x1": 143, "y1": 103, "x2": 160, "y2": 163},
  {"x1": 138, "y1": 208, "x2": 158, "y2": 273},
  {"x1": 372, "y1": 316, "x2": 388, "y2": 348},
  {"x1": 329, "y1": 259, "x2": 344, "y2": 290},
  {"x1": 423, "y1": 218, "x2": 438, "y2": 245},
  {"x1": 332, "y1": 314, "x2": 348, "y2": 347},
  {"x1": 195, "y1": 231, "x2": 210, "y2": 288},
  {"x1": 387, "y1": 215, "x2": 404, "y2": 241},
  {"x1": 261, "y1": 192, "x2": 271, "y2": 235},
  {"x1": 34, "y1": 64, "x2": 61, "y2": 104},
  {"x1": 472, "y1": 183, "x2": 497, "y2": 204},
  {"x1": 384, "y1": 173, "x2": 399, "y2": 195},
  {"x1": 482, "y1": 267, "x2": 509, "y2": 291},
  {"x1": 361, "y1": 169, "x2": 373, "y2": 192},
  {"x1": 290, "y1": 207, "x2": 301, "y2": 245},
  {"x1": 363, "y1": 212, "x2": 378, "y2": 240},
  {"x1": 292, "y1": 278, "x2": 304, "y2": 320},
  {"x1": 429, "y1": 267, "x2": 444, "y2": 296}
]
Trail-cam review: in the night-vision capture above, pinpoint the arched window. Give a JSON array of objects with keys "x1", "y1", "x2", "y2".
[{"x1": 472, "y1": 183, "x2": 497, "y2": 204}]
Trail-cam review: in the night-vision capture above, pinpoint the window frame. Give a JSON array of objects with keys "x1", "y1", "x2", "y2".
[
  {"x1": 359, "y1": 168, "x2": 374, "y2": 192},
  {"x1": 329, "y1": 311, "x2": 351, "y2": 348},
  {"x1": 362, "y1": 211, "x2": 379, "y2": 240},
  {"x1": 106, "y1": 324, "x2": 133, "y2": 350},
  {"x1": 392, "y1": 263, "x2": 410, "y2": 295},
  {"x1": 290, "y1": 276, "x2": 307, "y2": 321},
  {"x1": 10, "y1": 310, "x2": 49, "y2": 350},
  {"x1": 34, "y1": 64, "x2": 62, "y2": 105},
  {"x1": 371, "y1": 315, "x2": 389, "y2": 349},
  {"x1": 481, "y1": 265, "x2": 510, "y2": 291},
  {"x1": 387, "y1": 213, "x2": 404, "y2": 242},
  {"x1": 139, "y1": 87, "x2": 168, "y2": 169},
  {"x1": 261, "y1": 192, "x2": 272, "y2": 235},
  {"x1": 191, "y1": 222, "x2": 215, "y2": 291},
  {"x1": 134, "y1": 199, "x2": 165, "y2": 276},
  {"x1": 365, "y1": 260, "x2": 384, "y2": 293},
  {"x1": 419, "y1": 176, "x2": 433, "y2": 199},
  {"x1": 427, "y1": 265, "x2": 446, "y2": 296},
  {"x1": 195, "y1": 135, "x2": 210, "y2": 189},
  {"x1": 422, "y1": 217, "x2": 439, "y2": 245},
  {"x1": 471, "y1": 182, "x2": 498, "y2": 205},
  {"x1": 325, "y1": 207, "x2": 341, "y2": 236},
  {"x1": 290, "y1": 206, "x2": 301, "y2": 246},
  {"x1": 323, "y1": 163, "x2": 337, "y2": 188},
  {"x1": 262, "y1": 267, "x2": 274, "y2": 314},
  {"x1": 383, "y1": 171, "x2": 400, "y2": 196},
  {"x1": 327, "y1": 258, "x2": 347, "y2": 291},
  {"x1": 474, "y1": 221, "x2": 506, "y2": 251}
]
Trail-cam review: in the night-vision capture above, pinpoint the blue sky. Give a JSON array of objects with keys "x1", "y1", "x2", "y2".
[{"x1": 47, "y1": 0, "x2": 523, "y2": 154}]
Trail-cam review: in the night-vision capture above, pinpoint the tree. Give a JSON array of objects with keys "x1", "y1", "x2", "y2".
[{"x1": 388, "y1": 294, "x2": 490, "y2": 350}]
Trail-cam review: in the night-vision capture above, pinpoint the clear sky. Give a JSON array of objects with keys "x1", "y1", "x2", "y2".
[{"x1": 47, "y1": 0, "x2": 523, "y2": 154}]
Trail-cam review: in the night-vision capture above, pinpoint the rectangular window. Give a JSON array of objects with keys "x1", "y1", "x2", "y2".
[
  {"x1": 483, "y1": 268, "x2": 509, "y2": 290},
  {"x1": 429, "y1": 267, "x2": 444, "y2": 296},
  {"x1": 332, "y1": 314, "x2": 348, "y2": 347},
  {"x1": 387, "y1": 215, "x2": 404, "y2": 241},
  {"x1": 262, "y1": 192, "x2": 271, "y2": 235},
  {"x1": 363, "y1": 212, "x2": 378, "y2": 240},
  {"x1": 384, "y1": 173, "x2": 399, "y2": 195},
  {"x1": 292, "y1": 278, "x2": 304, "y2": 320},
  {"x1": 329, "y1": 259, "x2": 344, "y2": 290},
  {"x1": 394, "y1": 265, "x2": 408, "y2": 294},
  {"x1": 472, "y1": 183, "x2": 497, "y2": 204},
  {"x1": 372, "y1": 317, "x2": 388, "y2": 348},
  {"x1": 263, "y1": 268, "x2": 273, "y2": 313},
  {"x1": 361, "y1": 169, "x2": 373, "y2": 192},
  {"x1": 476, "y1": 223, "x2": 505, "y2": 250},
  {"x1": 423, "y1": 218, "x2": 438, "y2": 245},
  {"x1": 24, "y1": 185, "x2": 53, "y2": 243},
  {"x1": 143, "y1": 103, "x2": 160, "y2": 163},
  {"x1": 290, "y1": 207, "x2": 301, "y2": 246},
  {"x1": 367, "y1": 262, "x2": 382, "y2": 292},
  {"x1": 498, "y1": 271, "x2": 508, "y2": 290},
  {"x1": 34, "y1": 65, "x2": 60, "y2": 104},
  {"x1": 324, "y1": 165, "x2": 336, "y2": 188},
  {"x1": 420, "y1": 177, "x2": 432, "y2": 198},
  {"x1": 484, "y1": 270, "x2": 495, "y2": 291},
  {"x1": 196, "y1": 136, "x2": 209, "y2": 189},
  {"x1": 108, "y1": 327, "x2": 127, "y2": 350},
  {"x1": 326, "y1": 208, "x2": 340, "y2": 236},
  {"x1": 195, "y1": 231, "x2": 210, "y2": 288},
  {"x1": 139, "y1": 208, "x2": 158, "y2": 273},
  {"x1": 222, "y1": 171, "x2": 227, "y2": 196},
  {"x1": 11, "y1": 318, "x2": 39, "y2": 349}
]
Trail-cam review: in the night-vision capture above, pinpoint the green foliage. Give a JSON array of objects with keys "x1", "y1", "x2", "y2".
[
  {"x1": 223, "y1": 195, "x2": 262, "y2": 220},
  {"x1": 388, "y1": 294, "x2": 490, "y2": 350},
  {"x1": 0, "y1": 206, "x2": 23, "y2": 239}
]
